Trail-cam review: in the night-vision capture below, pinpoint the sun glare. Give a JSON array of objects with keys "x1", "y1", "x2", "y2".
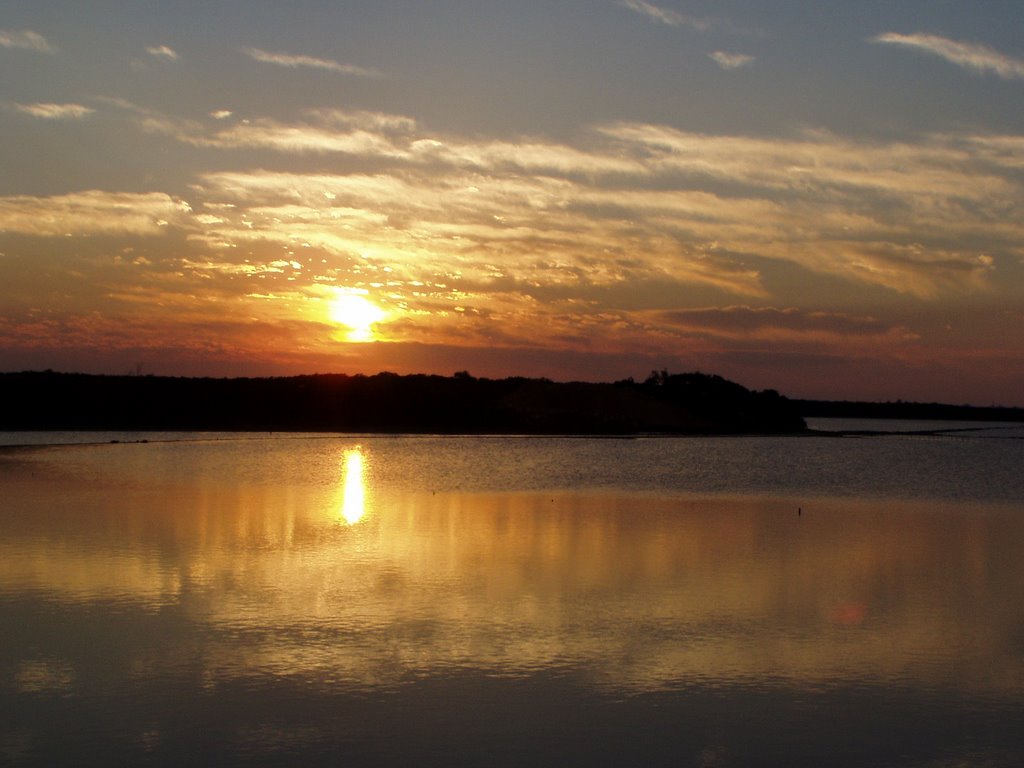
[{"x1": 329, "y1": 292, "x2": 386, "y2": 342}]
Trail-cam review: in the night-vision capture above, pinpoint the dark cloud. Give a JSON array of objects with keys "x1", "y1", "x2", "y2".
[{"x1": 657, "y1": 306, "x2": 892, "y2": 336}]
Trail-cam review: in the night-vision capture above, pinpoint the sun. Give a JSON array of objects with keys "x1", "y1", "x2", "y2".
[{"x1": 329, "y1": 292, "x2": 386, "y2": 342}]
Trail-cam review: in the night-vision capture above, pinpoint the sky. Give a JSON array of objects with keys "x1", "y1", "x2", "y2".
[{"x1": 1, "y1": 1, "x2": 1023, "y2": 405}]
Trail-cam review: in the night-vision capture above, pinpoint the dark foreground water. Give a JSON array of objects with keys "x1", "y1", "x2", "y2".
[{"x1": 2, "y1": 428, "x2": 1023, "y2": 766}]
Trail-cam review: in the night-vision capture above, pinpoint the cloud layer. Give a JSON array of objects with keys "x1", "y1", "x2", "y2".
[
  {"x1": 7, "y1": 107, "x2": 1022, "y2": 314},
  {"x1": 0, "y1": 191, "x2": 192, "y2": 235},
  {"x1": 3, "y1": 102, "x2": 1008, "y2": 398}
]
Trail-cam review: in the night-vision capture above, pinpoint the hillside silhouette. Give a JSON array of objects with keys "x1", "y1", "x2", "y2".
[{"x1": 0, "y1": 370, "x2": 806, "y2": 434}]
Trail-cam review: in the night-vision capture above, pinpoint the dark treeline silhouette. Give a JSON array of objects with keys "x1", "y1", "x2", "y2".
[
  {"x1": 797, "y1": 399, "x2": 1024, "y2": 423},
  {"x1": 0, "y1": 369, "x2": 806, "y2": 434}
]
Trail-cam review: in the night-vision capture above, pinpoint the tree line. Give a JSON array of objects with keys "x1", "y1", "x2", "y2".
[{"x1": 0, "y1": 369, "x2": 808, "y2": 434}]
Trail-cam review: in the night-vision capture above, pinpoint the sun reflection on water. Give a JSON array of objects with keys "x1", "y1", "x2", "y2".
[{"x1": 340, "y1": 447, "x2": 367, "y2": 525}]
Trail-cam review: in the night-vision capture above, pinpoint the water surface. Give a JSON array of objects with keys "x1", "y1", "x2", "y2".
[{"x1": 2, "y1": 433, "x2": 1022, "y2": 766}]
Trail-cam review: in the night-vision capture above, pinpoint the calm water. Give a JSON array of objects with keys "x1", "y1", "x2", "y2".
[{"x1": 2, "y1": 430, "x2": 1023, "y2": 766}]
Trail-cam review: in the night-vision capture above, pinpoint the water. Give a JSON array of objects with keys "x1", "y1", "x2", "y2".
[
  {"x1": 806, "y1": 417, "x2": 1024, "y2": 439},
  {"x1": 2, "y1": 431, "x2": 1023, "y2": 766}
]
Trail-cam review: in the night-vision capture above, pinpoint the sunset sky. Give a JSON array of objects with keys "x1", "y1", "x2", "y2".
[{"x1": 2, "y1": 1, "x2": 1023, "y2": 405}]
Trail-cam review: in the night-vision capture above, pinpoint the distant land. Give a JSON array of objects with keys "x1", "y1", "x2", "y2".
[
  {"x1": 1, "y1": 370, "x2": 1021, "y2": 436},
  {"x1": 1, "y1": 370, "x2": 807, "y2": 435}
]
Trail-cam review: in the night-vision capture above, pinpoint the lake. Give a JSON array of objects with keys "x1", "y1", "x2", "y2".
[{"x1": 2, "y1": 426, "x2": 1023, "y2": 766}]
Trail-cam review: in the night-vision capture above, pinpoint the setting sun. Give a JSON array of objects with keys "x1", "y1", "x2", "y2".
[{"x1": 328, "y1": 292, "x2": 386, "y2": 342}]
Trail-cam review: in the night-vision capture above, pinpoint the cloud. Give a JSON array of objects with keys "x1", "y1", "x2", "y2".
[
  {"x1": 109, "y1": 98, "x2": 399, "y2": 156},
  {"x1": 657, "y1": 306, "x2": 893, "y2": 338},
  {"x1": 14, "y1": 102, "x2": 94, "y2": 120},
  {"x1": 146, "y1": 44, "x2": 178, "y2": 62},
  {"x1": 709, "y1": 51, "x2": 754, "y2": 70},
  {"x1": 871, "y1": 32, "x2": 1024, "y2": 80},
  {"x1": 411, "y1": 137, "x2": 646, "y2": 176},
  {"x1": 185, "y1": 115, "x2": 1022, "y2": 298},
  {"x1": 618, "y1": 1, "x2": 711, "y2": 32},
  {"x1": 80, "y1": 99, "x2": 1024, "y2": 305},
  {"x1": 597, "y1": 122, "x2": 1016, "y2": 202},
  {"x1": 142, "y1": 105, "x2": 641, "y2": 175},
  {"x1": 0, "y1": 191, "x2": 192, "y2": 236},
  {"x1": 196, "y1": 119, "x2": 409, "y2": 156},
  {"x1": 956, "y1": 134, "x2": 1024, "y2": 168},
  {"x1": 645, "y1": 307, "x2": 927, "y2": 379},
  {"x1": 597, "y1": 123, "x2": 1017, "y2": 295},
  {"x1": 189, "y1": 168, "x2": 744, "y2": 309},
  {"x1": 308, "y1": 108, "x2": 416, "y2": 133},
  {"x1": 241, "y1": 47, "x2": 382, "y2": 77},
  {"x1": 0, "y1": 28, "x2": 55, "y2": 53}
]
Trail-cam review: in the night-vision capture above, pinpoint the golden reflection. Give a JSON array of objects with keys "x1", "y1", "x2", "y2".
[
  {"x1": 339, "y1": 448, "x2": 367, "y2": 525},
  {"x1": 4, "y1": 445, "x2": 1024, "y2": 698}
]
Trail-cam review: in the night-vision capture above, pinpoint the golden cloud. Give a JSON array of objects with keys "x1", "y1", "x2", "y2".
[{"x1": 0, "y1": 191, "x2": 193, "y2": 236}]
